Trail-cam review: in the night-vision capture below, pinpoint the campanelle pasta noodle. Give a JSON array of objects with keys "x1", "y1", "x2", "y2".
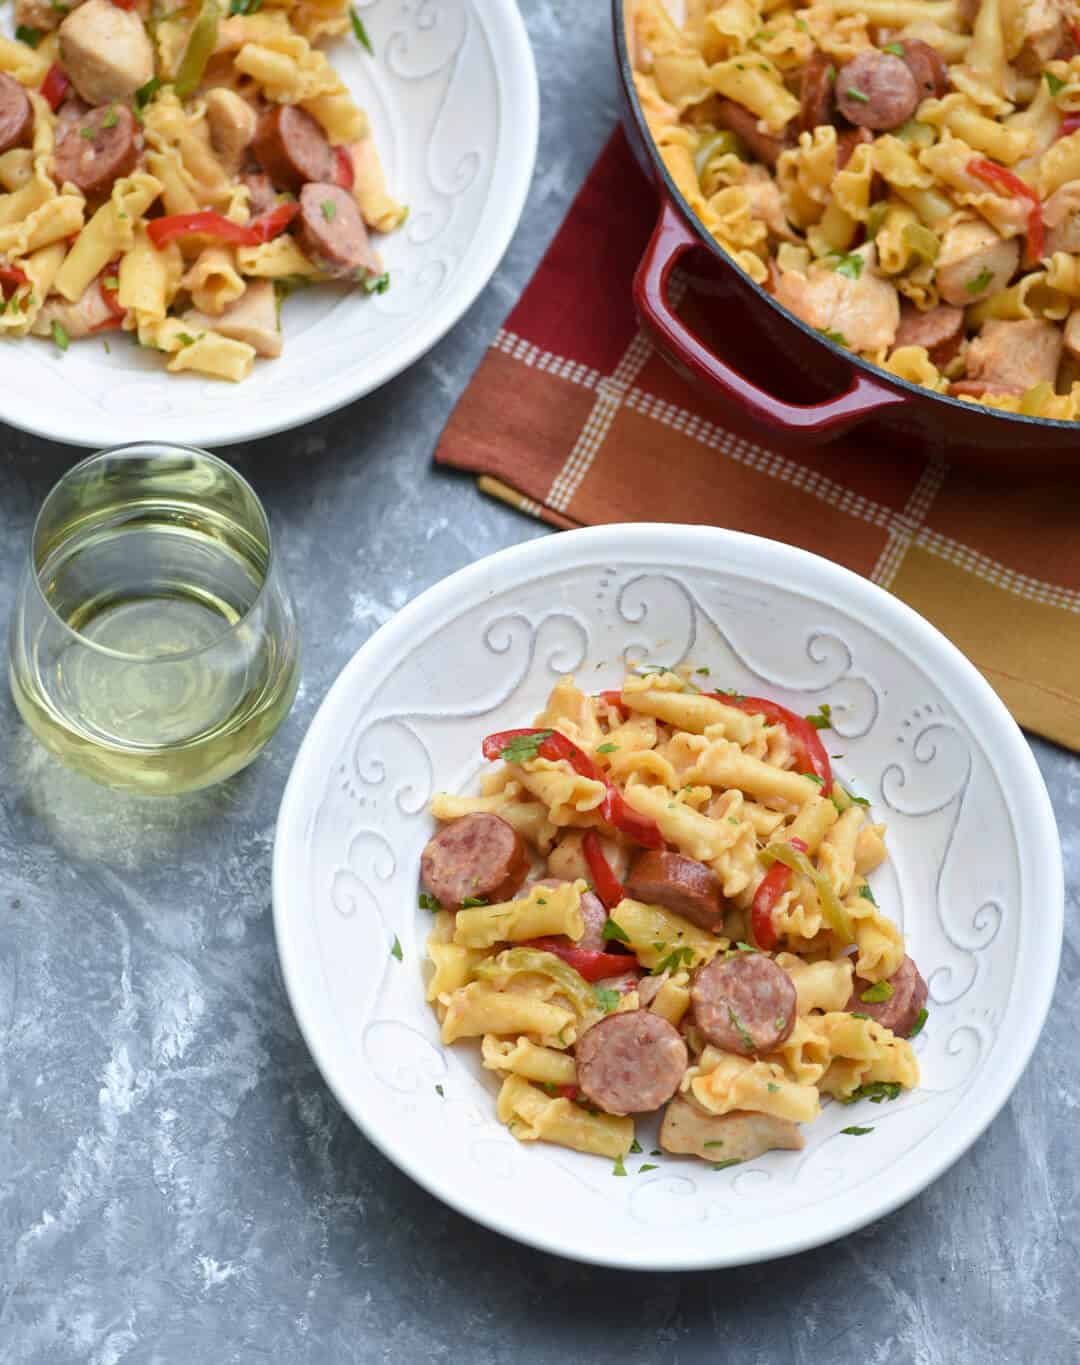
[
  {"x1": 0, "y1": 0, "x2": 404, "y2": 380},
  {"x1": 420, "y1": 666, "x2": 926, "y2": 1170},
  {"x1": 628, "y1": 0, "x2": 1080, "y2": 416}
]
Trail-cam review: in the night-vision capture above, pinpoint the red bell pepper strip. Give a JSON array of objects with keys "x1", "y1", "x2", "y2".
[
  {"x1": 0, "y1": 264, "x2": 29, "y2": 298},
  {"x1": 1060, "y1": 113, "x2": 1080, "y2": 138},
  {"x1": 335, "y1": 145, "x2": 355, "y2": 190},
  {"x1": 750, "y1": 836, "x2": 807, "y2": 951},
  {"x1": 967, "y1": 158, "x2": 1045, "y2": 265},
  {"x1": 147, "y1": 205, "x2": 298, "y2": 251},
  {"x1": 39, "y1": 65, "x2": 71, "y2": 112},
  {"x1": 556, "y1": 1084, "x2": 579, "y2": 1100},
  {"x1": 482, "y1": 727, "x2": 664, "y2": 848},
  {"x1": 582, "y1": 830, "x2": 625, "y2": 910},
  {"x1": 708, "y1": 693, "x2": 832, "y2": 788},
  {"x1": 99, "y1": 262, "x2": 125, "y2": 320},
  {"x1": 524, "y1": 937, "x2": 636, "y2": 983},
  {"x1": 596, "y1": 689, "x2": 627, "y2": 718}
]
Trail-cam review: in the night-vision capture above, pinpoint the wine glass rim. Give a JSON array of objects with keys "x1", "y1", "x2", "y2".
[{"x1": 26, "y1": 442, "x2": 279, "y2": 665}]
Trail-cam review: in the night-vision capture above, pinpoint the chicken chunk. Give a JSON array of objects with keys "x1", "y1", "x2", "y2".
[
  {"x1": 58, "y1": 0, "x2": 154, "y2": 107},
  {"x1": 774, "y1": 245, "x2": 899, "y2": 352},
  {"x1": 660, "y1": 1098, "x2": 805, "y2": 1162},
  {"x1": 1042, "y1": 180, "x2": 1080, "y2": 255},
  {"x1": 32, "y1": 279, "x2": 115, "y2": 339},
  {"x1": 182, "y1": 280, "x2": 282, "y2": 359},
  {"x1": 741, "y1": 165, "x2": 798, "y2": 242},
  {"x1": 205, "y1": 88, "x2": 257, "y2": 171},
  {"x1": 892, "y1": 302, "x2": 965, "y2": 367},
  {"x1": 1015, "y1": 0, "x2": 1068, "y2": 73},
  {"x1": 935, "y1": 218, "x2": 1020, "y2": 306},
  {"x1": 963, "y1": 318, "x2": 1063, "y2": 395}
]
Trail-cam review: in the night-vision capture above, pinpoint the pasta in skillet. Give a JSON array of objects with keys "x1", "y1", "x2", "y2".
[
  {"x1": 628, "y1": 0, "x2": 1080, "y2": 417},
  {"x1": 0, "y1": 0, "x2": 403, "y2": 380},
  {"x1": 420, "y1": 668, "x2": 927, "y2": 1170}
]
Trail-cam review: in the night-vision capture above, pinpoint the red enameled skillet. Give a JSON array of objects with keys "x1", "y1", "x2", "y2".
[{"x1": 613, "y1": 0, "x2": 1080, "y2": 469}]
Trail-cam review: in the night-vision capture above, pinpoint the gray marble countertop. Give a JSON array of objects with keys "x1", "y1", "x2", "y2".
[{"x1": 1, "y1": 4, "x2": 1078, "y2": 1361}]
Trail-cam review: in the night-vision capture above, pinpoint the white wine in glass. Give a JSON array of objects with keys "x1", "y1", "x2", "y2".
[{"x1": 9, "y1": 444, "x2": 300, "y2": 794}]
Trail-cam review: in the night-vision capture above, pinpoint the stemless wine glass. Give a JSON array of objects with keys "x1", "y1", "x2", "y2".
[{"x1": 8, "y1": 443, "x2": 301, "y2": 794}]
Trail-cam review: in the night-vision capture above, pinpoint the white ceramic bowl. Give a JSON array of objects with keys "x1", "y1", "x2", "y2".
[
  {"x1": 273, "y1": 525, "x2": 1063, "y2": 1269},
  {"x1": 0, "y1": 0, "x2": 537, "y2": 447}
]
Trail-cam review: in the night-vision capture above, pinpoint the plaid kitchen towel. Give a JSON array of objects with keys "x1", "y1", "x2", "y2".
[{"x1": 435, "y1": 128, "x2": 1080, "y2": 752}]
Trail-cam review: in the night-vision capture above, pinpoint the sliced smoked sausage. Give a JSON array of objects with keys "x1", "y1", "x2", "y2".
[
  {"x1": 624, "y1": 850, "x2": 724, "y2": 932},
  {"x1": 296, "y1": 182, "x2": 381, "y2": 279},
  {"x1": 576, "y1": 1010, "x2": 688, "y2": 1115},
  {"x1": 800, "y1": 49, "x2": 835, "y2": 134},
  {"x1": 893, "y1": 303, "x2": 965, "y2": 366},
  {"x1": 892, "y1": 38, "x2": 949, "y2": 100},
  {"x1": 252, "y1": 103, "x2": 334, "y2": 190},
  {"x1": 846, "y1": 955, "x2": 928, "y2": 1036},
  {"x1": 54, "y1": 102, "x2": 137, "y2": 197},
  {"x1": 0, "y1": 73, "x2": 33, "y2": 155},
  {"x1": 714, "y1": 98, "x2": 790, "y2": 167},
  {"x1": 835, "y1": 50, "x2": 920, "y2": 131},
  {"x1": 420, "y1": 812, "x2": 529, "y2": 909},
  {"x1": 690, "y1": 953, "x2": 797, "y2": 1057}
]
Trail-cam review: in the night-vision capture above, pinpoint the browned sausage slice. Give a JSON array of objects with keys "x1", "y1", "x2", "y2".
[
  {"x1": 242, "y1": 170, "x2": 278, "y2": 218},
  {"x1": 893, "y1": 303, "x2": 965, "y2": 366},
  {"x1": 836, "y1": 51, "x2": 919, "y2": 131},
  {"x1": 0, "y1": 73, "x2": 33, "y2": 155},
  {"x1": 420, "y1": 813, "x2": 529, "y2": 909},
  {"x1": 576, "y1": 1010, "x2": 688, "y2": 1115},
  {"x1": 800, "y1": 49, "x2": 835, "y2": 134},
  {"x1": 846, "y1": 955, "x2": 928, "y2": 1036},
  {"x1": 714, "y1": 98, "x2": 790, "y2": 167},
  {"x1": 252, "y1": 103, "x2": 334, "y2": 190},
  {"x1": 53, "y1": 102, "x2": 137, "y2": 197},
  {"x1": 517, "y1": 878, "x2": 610, "y2": 950},
  {"x1": 624, "y1": 850, "x2": 724, "y2": 931},
  {"x1": 690, "y1": 953, "x2": 796, "y2": 1056},
  {"x1": 296, "y1": 182, "x2": 382, "y2": 279},
  {"x1": 892, "y1": 38, "x2": 949, "y2": 99}
]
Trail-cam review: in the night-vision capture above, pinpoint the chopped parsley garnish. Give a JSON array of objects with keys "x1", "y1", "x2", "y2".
[
  {"x1": 883, "y1": 41, "x2": 905, "y2": 56},
  {"x1": 639, "y1": 1163, "x2": 658, "y2": 1173},
  {"x1": 841, "y1": 1125, "x2": 873, "y2": 1136},
  {"x1": 846, "y1": 87, "x2": 870, "y2": 103},
  {"x1": 806, "y1": 702, "x2": 832, "y2": 730},
  {"x1": 602, "y1": 917, "x2": 630, "y2": 944},
  {"x1": 176, "y1": 332, "x2": 197, "y2": 347},
  {"x1": 498, "y1": 729, "x2": 553, "y2": 764},
  {"x1": 629, "y1": 1139, "x2": 642, "y2": 1154},
  {"x1": 320, "y1": 199, "x2": 337, "y2": 222},
  {"x1": 775, "y1": 1015, "x2": 786, "y2": 1030},
  {"x1": 612, "y1": 1154, "x2": 628, "y2": 1177},
  {"x1": 841, "y1": 1081, "x2": 902, "y2": 1105},
  {"x1": 102, "y1": 106, "x2": 119, "y2": 129},
  {"x1": 858, "y1": 884, "x2": 878, "y2": 905},
  {"x1": 727, "y1": 1006, "x2": 756, "y2": 1053},
  {"x1": 435, "y1": 1083, "x2": 444, "y2": 1097},
  {"x1": 79, "y1": 126, "x2": 96, "y2": 141},
  {"x1": 1046, "y1": 70, "x2": 1066, "y2": 97},
  {"x1": 796, "y1": 16, "x2": 809, "y2": 31},
  {"x1": 16, "y1": 24, "x2": 41, "y2": 46},
  {"x1": 135, "y1": 77, "x2": 161, "y2": 109},
  {"x1": 461, "y1": 896, "x2": 488, "y2": 908},
  {"x1": 103, "y1": 339, "x2": 111, "y2": 354},
  {"x1": 801, "y1": 772, "x2": 824, "y2": 785},
  {"x1": 103, "y1": 276, "x2": 119, "y2": 292},
  {"x1": 735, "y1": 941, "x2": 756, "y2": 953},
  {"x1": 418, "y1": 892, "x2": 440, "y2": 911},
  {"x1": 908, "y1": 1007, "x2": 929, "y2": 1038},
  {"x1": 350, "y1": 6, "x2": 373, "y2": 52},
  {"x1": 650, "y1": 1148, "x2": 662, "y2": 1156},
  {"x1": 831, "y1": 252, "x2": 863, "y2": 280},
  {"x1": 390, "y1": 934, "x2": 403, "y2": 961},
  {"x1": 652, "y1": 945, "x2": 696, "y2": 975},
  {"x1": 767, "y1": 1082, "x2": 780, "y2": 1093},
  {"x1": 850, "y1": 1011, "x2": 870, "y2": 1020},
  {"x1": 539, "y1": 1082, "x2": 558, "y2": 1096},
  {"x1": 712, "y1": 1158, "x2": 742, "y2": 1170},
  {"x1": 819, "y1": 328, "x2": 849, "y2": 347},
  {"x1": 860, "y1": 980, "x2": 894, "y2": 1003},
  {"x1": 965, "y1": 267, "x2": 994, "y2": 295},
  {"x1": 593, "y1": 987, "x2": 620, "y2": 1014},
  {"x1": 703, "y1": 1140, "x2": 725, "y2": 1148},
  {"x1": 596, "y1": 742, "x2": 618, "y2": 754},
  {"x1": 696, "y1": 666, "x2": 711, "y2": 676},
  {"x1": 230, "y1": 0, "x2": 263, "y2": 12},
  {"x1": 51, "y1": 320, "x2": 69, "y2": 352}
]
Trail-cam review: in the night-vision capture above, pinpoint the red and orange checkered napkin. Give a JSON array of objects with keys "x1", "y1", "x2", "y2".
[{"x1": 435, "y1": 129, "x2": 1080, "y2": 752}]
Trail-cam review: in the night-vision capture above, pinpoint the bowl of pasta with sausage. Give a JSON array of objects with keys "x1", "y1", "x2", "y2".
[
  {"x1": 617, "y1": 0, "x2": 1080, "y2": 463},
  {"x1": 272, "y1": 523, "x2": 1063, "y2": 1269},
  {"x1": 0, "y1": 0, "x2": 537, "y2": 447}
]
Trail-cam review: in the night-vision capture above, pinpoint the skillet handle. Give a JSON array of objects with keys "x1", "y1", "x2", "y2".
[{"x1": 633, "y1": 198, "x2": 909, "y2": 438}]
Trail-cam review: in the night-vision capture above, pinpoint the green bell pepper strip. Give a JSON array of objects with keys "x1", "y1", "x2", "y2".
[{"x1": 759, "y1": 842, "x2": 855, "y2": 943}]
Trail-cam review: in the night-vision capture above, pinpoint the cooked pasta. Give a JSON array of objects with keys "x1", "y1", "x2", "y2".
[
  {"x1": 420, "y1": 666, "x2": 927, "y2": 1170},
  {"x1": 0, "y1": 0, "x2": 403, "y2": 379},
  {"x1": 628, "y1": 0, "x2": 1080, "y2": 416}
]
